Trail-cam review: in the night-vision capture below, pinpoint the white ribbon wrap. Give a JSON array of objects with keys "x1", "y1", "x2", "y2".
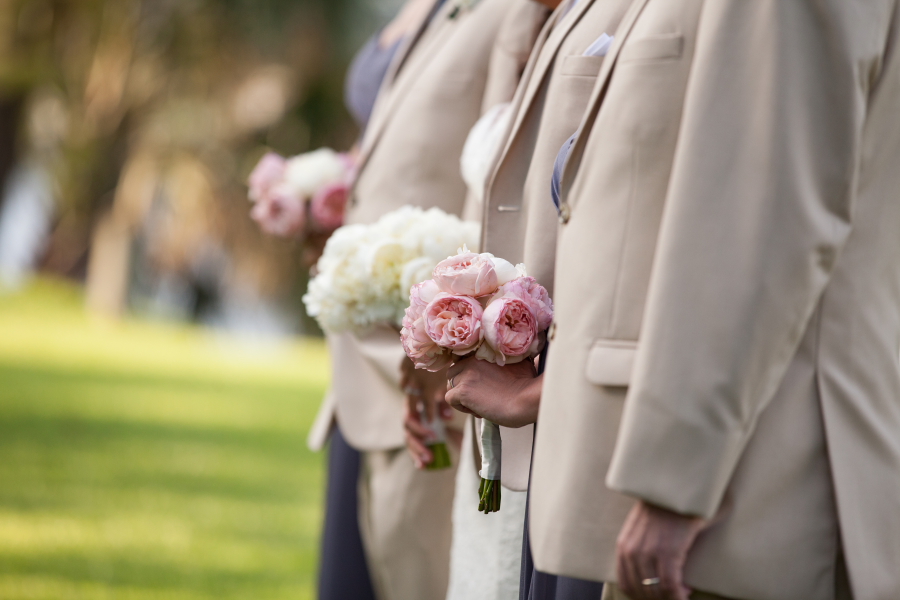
[{"x1": 479, "y1": 419, "x2": 502, "y2": 481}]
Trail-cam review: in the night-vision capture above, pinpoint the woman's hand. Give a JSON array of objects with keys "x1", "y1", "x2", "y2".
[
  {"x1": 445, "y1": 357, "x2": 542, "y2": 428},
  {"x1": 400, "y1": 357, "x2": 460, "y2": 469}
]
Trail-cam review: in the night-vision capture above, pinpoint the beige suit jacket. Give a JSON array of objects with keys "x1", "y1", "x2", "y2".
[
  {"x1": 479, "y1": 0, "x2": 632, "y2": 492},
  {"x1": 529, "y1": 1, "x2": 900, "y2": 599},
  {"x1": 308, "y1": 0, "x2": 541, "y2": 453}
]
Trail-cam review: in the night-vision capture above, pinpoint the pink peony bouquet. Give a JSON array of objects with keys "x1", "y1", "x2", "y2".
[
  {"x1": 400, "y1": 248, "x2": 553, "y2": 513},
  {"x1": 401, "y1": 249, "x2": 553, "y2": 372},
  {"x1": 248, "y1": 148, "x2": 354, "y2": 238}
]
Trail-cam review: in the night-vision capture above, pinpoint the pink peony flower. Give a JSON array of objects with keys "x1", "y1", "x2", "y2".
[
  {"x1": 482, "y1": 296, "x2": 541, "y2": 366},
  {"x1": 401, "y1": 281, "x2": 451, "y2": 371},
  {"x1": 409, "y1": 280, "x2": 440, "y2": 314},
  {"x1": 310, "y1": 181, "x2": 349, "y2": 230},
  {"x1": 498, "y1": 277, "x2": 553, "y2": 331},
  {"x1": 432, "y1": 252, "x2": 500, "y2": 297},
  {"x1": 250, "y1": 185, "x2": 306, "y2": 237},
  {"x1": 401, "y1": 316, "x2": 453, "y2": 371},
  {"x1": 424, "y1": 293, "x2": 484, "y2": 355},
  {"x1": 248, "y1": 152, "x2": 286, "y2": 202}
]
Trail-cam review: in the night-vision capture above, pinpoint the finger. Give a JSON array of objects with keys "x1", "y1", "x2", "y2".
[
  {"x1": 404, "y1": 397, "x2": 423, "y2": 423},
  {"x1": 405, "y1": 431, "x2": 433, "y2": 466},
  {"x1": 447, "y1": 354, "x2": 473, "y2": 380},
  {"x1": 404, "y1": 413, "x2": 436, "y2": 442},
  {"x1": 445, "y1": 387, "x2": 462, "y2": 412},
  {"x1": 622, "y1": 547, "x2": 649, "y2": 600},
  {"x1": 656, "y1": 544, "x2": 690, "y2": 600},
  {"x1": 444, "y1": 389, "x2": 482, "y2": 418},
  {"x1": 617, "y1": 509, "x2": 648, "y2": 600},
  {"x1": 654, "y1": 555, "x2": 683, "y2": 600},
  {"x1": 636, "y1": 529, "x2": 664, "y2": 600},
  {"x1": 405, "y1": 393, "x2": 419, "y2": 417}
]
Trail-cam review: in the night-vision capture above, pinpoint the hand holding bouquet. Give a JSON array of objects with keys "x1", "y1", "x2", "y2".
[
  {"x1": 304, "y1": 207, "x2": 480, "y2": 471},
  {"x1": 400, "y1": 249, "x2": 553, "y2": 512},
  {"x1": 248, "y1": 148, "x2": 355, "y2": 237}
]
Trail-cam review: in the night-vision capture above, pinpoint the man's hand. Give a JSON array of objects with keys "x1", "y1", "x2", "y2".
[
  {"x1": 445, "y1": 357, "x2": 541, "y2": 428},
  {"x1": 400, "y1": 358, "x2": 459, "y2": 469},
  {"x1": 616, "y1": 501, "x2": 708, "y2": 600}
]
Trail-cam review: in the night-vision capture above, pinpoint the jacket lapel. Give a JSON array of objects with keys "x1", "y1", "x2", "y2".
[
  {"x1": 508, "y1": 0, "x2": 597, "y2": 145},
  {"x1": 483, "y1": 0, "x2": 596, "y2": 200},
  {"x1": 357, "y1": 0, "x2": 458, "y2": 173},
  {"x1": 559, "y1": 0, "x2": 651, "y2": 202}
]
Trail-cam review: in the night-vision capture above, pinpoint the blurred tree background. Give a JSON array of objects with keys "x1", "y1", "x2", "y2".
[
  {"x1": 0, "y1": 0, "x2": 401, "y2": 333},
  {"x1": 0, "y1": 2, "x2": 403, "y2": 599}
]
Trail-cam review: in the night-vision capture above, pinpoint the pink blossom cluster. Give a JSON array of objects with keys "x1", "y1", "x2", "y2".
[
  {"x1": 400, "y1": 250, "x2": 553, "y2": 371},
  {"x1": 247, "y1": 150, "x2": 355, "y2": 238}
]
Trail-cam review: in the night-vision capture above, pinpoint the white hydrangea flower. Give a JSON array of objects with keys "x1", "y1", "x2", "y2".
[{"x1": 303, "y1": 205, "x2": 483, "y2": 334}]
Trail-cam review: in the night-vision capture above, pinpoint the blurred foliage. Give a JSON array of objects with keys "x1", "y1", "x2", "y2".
[
  {"x1": 0, "y1": 0, "x2": 398, "y2": 325},
  {"x1": 0, "y1": 277, "x2": 330, "y2": 599}
]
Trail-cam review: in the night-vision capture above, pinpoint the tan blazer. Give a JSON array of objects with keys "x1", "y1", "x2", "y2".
[
  {"x1": 529, "y1": 1, "x2": 900, "y2": 599},
  {"x1": 479, "y1": 0, "x2": 632, "y2": 492},
  {"x1": 309, "y1": 0, "x2": 541, "y2": 453}
]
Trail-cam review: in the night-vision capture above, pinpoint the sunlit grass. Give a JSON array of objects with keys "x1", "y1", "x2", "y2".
[{"x1": 0, "y1": 279, "x2": 328, "y2": 600}]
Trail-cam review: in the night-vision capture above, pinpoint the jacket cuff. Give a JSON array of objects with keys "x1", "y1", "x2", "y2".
[{"x1": 606, "y1": 397, "x2": 748, "y2": 519}]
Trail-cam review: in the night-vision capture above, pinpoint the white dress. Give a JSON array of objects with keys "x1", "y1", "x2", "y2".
[{"x1": 445, "y1": 419, "x2": 528, "y2": 600}]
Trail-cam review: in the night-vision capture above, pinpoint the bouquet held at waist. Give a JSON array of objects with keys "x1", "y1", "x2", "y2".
[
  {"x1": 303, "y1": 205, "x2": 481, "y2": 469},
  {"x1": 247, "y1": 148, "x2": 354, "y2": 238},
  {"x1": 400, "y1": 249, "x2": 553, "y2": 513}
]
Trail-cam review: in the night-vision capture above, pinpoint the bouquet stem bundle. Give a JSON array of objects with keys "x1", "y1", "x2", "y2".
[
  {"x1": 427, "y1": 442, "x2": 453, "y2": 471},
  {"x1": 478, "y1": 477, "x2": 501, "y2": 513},
  {"x1": 478, "y1": 418, "x2": 502, "y2": 514},
  {"x1": 423, "y1": 410, "x2": 452, "y2": 471}
]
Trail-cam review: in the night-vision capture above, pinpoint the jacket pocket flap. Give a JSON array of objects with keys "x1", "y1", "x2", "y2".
[
  {"x1": 620, "y1": 34, "x2": 684, "y2": 63},
  {"x1": 585, "y1": 339, "x2": 638, "y2": 387},
  {"x1": 561, "y1": 55, "x2": 605, "y2": 78}
]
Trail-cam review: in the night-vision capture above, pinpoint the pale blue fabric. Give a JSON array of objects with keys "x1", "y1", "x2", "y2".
[
  {"x1": 551, "y1": 133, "x2": 578, "y2": 211},
  {"x1": 344, "y1": 34, "x2": 403, "y2": 130}
]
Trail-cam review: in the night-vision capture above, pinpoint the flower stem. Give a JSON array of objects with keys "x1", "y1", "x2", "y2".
[
  {"x1": 425, "y1": 442, "x2": 452, "y2": 470},
  {"x1": 478, "y1": 477, "x2": 501, "y2": 514}
]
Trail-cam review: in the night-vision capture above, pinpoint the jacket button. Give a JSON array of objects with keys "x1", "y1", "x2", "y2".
[{"x1": 558, "y1": 203, "x2": 570, "y2": 224}]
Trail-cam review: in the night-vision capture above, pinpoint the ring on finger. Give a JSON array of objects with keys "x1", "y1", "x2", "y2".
[
  {"x1": 404, "y1": 386, "x2": 422, "y2": 396},
  {"x1": 641, "y1": 577, "x2": 661, "y2": 586},
  {"x1": 447, "y1": 376, "x2": 456, "y2": 390}
]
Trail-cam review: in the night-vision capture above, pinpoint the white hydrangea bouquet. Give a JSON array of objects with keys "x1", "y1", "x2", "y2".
[
  {"x1": 303, "y1": 205, "x2": 481, "y2": 333},
  {"x1": 303, "y1": 206, "x2": 480, "y2": 470}
]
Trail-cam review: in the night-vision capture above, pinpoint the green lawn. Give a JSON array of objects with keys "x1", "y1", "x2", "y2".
[{"x1": 0, "y1": 279, "x2": 329, "y2": 600}]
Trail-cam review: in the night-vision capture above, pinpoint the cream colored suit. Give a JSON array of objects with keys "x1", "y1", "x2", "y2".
[
  {"x1": 443, "y1": 4, "x2": 551, "y2": 600},
  {"x1": 307, "y1": 1, "x2": 540, "y2": 599},
  {"x1": 479, "y1": 0, "x2": 632, "y2": 492},
  {"x1": 530, "y1": 1, "x2": 900, "y2": 599}
]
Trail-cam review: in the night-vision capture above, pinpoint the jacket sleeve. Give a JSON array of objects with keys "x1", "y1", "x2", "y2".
[{"x1": 605, "y1": 0, "x2": 889, "y2": 518}]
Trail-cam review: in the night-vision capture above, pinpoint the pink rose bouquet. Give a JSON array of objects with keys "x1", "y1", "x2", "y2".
[
  {"x1": 248, "y1": 148, "x2": 354, "y2": 239},
  {"x1": 400, "y1": 248, "x2": 554, "y2": 512}
]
